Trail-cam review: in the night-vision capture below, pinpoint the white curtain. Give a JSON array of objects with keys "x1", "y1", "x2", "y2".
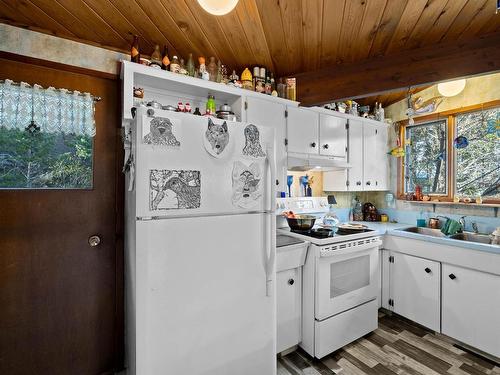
[{"x1": 0, "y1": 79, "x2": 96, "y2": 137}]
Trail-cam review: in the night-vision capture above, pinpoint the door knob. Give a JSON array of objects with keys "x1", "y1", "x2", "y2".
[
  {"x1": 425, "y1": 267, "x2": 431, "y2": 273},
  {"x1": 88, "y1": 235, "x2": 101, "y2": 247},
  {"x1": 356, "y1": 181, "x2": 362, "y2": 186},
  {"x1": 449, "y1": 274, "x2": 456, "y2": 280},
  {"x1": 288, "y1": 279, "x2": 295, "y2": 285},
  {"x1": 310, "y1": 142, "x2": 316, "y2": 148},
  {"x1": 366, "y1": 181, "x2": 371, "y2": 186},
  {"x1": 323, "y1": 144, "x2": 329, "y2": 149}
]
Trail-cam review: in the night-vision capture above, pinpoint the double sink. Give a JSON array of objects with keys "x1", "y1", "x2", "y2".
[{"x1": 400, "y1": 227, "x2": 492, "y2": 245}]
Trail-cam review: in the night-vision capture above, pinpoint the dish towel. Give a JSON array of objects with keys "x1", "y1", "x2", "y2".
[{"x1": 441, "y1": 219, "x2": 462, "y2": 236}]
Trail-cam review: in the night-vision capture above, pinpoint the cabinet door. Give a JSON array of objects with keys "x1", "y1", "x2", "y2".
[
  {"x1": 392, "y1": 253, "x2": 440, "y2": 332},
  {"x1": 276, "y1": 268, "x2": 302, "y2": 354},
  {"x1": 348, "y1": 119, "x2": 364, "y2": 191},
  {"x1": 363, "y1": 123, "x2": 388, "y2": 191},
  {"x1": 442, "y1": 264, "x2": 500, "y2": 358},
  {"x1": 323, "y1": 170, "x2": 348, "y2": 192},
  {"x1": 286, "y1": 106, "x2": 319, "y2": 155},
  {"x1": 246, "y1": 97, "x2": 286, "y2": 192},
  {"x1": 319, "y1": 114, "x2": 347, "y2": 157}
]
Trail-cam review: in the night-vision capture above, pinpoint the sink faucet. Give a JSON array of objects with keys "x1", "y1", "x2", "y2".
[
  {"x1": 472, "y1": 222, "x2": 479, "y2": 234},
  {"x1": 459, "y1": 216, "x2": 466, "y2": 232}
]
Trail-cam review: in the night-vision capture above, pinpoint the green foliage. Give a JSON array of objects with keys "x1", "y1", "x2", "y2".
[{"x1": 0, "y1": 127, "x2": 93, "y2": 189}]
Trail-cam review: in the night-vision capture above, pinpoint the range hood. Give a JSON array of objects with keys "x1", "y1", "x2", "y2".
[{"x1": 287, "y1": 153, "x2": 351, "y2": 172}]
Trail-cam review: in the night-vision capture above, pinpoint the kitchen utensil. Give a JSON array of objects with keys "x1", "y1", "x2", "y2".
[
  {"x1": 416, "y1": 219, "x2": 426, "y2": 227},
  {"x1": 216, "y1": 112, "x2": 237, "y2": 121},
  {"x1": 428, "y1": 217, "x2": 440, "y2": 229},
  {"x1": 287, "y1": 175, "x2": 293, "y2": 197},
  {"x1": 162, "y1": 104, "x2": 177, "y2": 111},
  {"x1": 336, "y1": 223, "x2": 368, "y2": 234},
  {"x1": 286, "y1": 214, "x2": 316, "y2": 231},
  {"x1": 147, "y1": 100, "x2": 162, "y2": 109},
  {"x1": 219, "y1": 103, "x2": 232, "y2": 112}
]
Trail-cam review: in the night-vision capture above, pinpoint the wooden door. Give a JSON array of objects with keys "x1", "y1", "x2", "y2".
[
  {"x1": 0, "y1": 55, "x2": 123, "y2": 375},
  {"x1": 245, "y1": 97, "x2": 286, "y2": 192},
  {"x1": 286, "y1": 107, "x2": 319, "y2": 155},
  {"x1": 442, "y1": 264, "x2": 500, "y2": 358},
  {"x1": 318, "y1": 114, "x2": 346, "y2": 157},
  {"x1": 392, "y1": 253, "x2": 440, "y2": 332},
  {"x1": 348, "y1": 119, "x2": 364, "y2": 191}
]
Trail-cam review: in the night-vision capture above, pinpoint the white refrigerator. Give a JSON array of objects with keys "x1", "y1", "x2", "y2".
[{"x1": 124, "y1": 107, "x2": 276, "y2": 375}]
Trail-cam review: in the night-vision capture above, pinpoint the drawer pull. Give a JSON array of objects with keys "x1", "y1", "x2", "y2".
[
  {"x1": 425, "y1": 267, "x2": 431, "y2": 274},
  {"x1": 288, "y1": 279, "x2": 295, "y2": 286},
  {"x1": 449, "y1": 274, "x2": 457, "y2": 280}
]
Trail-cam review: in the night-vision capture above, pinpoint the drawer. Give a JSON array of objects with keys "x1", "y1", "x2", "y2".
[
  {"x1": 276, "y1": 243, "x2": 308, "y2": 272},
  {"x1": 315, "y1": 299, "x2": 378, "y2": 358}
]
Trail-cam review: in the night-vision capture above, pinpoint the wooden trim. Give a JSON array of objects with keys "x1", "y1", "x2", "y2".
[
  {"x1": 397, "y1": 103, "x2": 500, "y2": 203},
  {"x1": 0, "y1": 51, "x2": 119, "y2": 81}
]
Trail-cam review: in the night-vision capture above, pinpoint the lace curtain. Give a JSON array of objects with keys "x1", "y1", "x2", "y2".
[{"x1": 0, "y1": 79, "x2": 96, "y2": 137}]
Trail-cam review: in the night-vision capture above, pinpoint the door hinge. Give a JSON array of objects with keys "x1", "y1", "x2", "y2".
[
  {"x1": 345, "y1": 120, "x2": 349, "y2": 130},
  {"x1": 244, "y1": 101, "x2": 248, "y2": 110},
  {"x1": 388, "y1": 299, "x2": 394, "y2": 307},
  {"x1": 285, "y1": 109, "x2": 288, "y2": 118},
  {"x1": 389, "y1": 255, "x2": 394, "y2": 263},
  {"x1": 375, "y1": 129, "x2": 378, "y2": 135},
  {"x1": 284, "y1": 138, "x2": 288, "y2": 146},
  {"x1": 346, "y1": 180, "x2": 350, "y2": 186}
]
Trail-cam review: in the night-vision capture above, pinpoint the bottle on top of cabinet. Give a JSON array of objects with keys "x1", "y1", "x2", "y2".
[
  {"x1": 170, "y1": 55, "x2": 180, "y2": 73},
  {"x1": 150, "y1": 44, "x2": 162, "y2": 69},
  {"x1": 277, "y1": 78, "x2": 286, "y2": 98},
  {"x1": 179, "y1": 58, "x2": 188, "y2": 75},
  {"x1": 186, "y1": 53, "x2": 195, "y2": 77},
  {"x1": 207, "y1": 57, "x2": 218, "y2": 82},
  {"x1": 199, "y1": 57, "x2": 209, "y2": 80},
  {"x1": 206, "y1": 95, "x2": 216, "y2": 115},
  {"x1": 241, "y1": 68, "x2": 253, "y2": 90},
  {"x1": 286, "y1": 78, "x2": 296, "y2": 101},
  {"x1": 131, "y1": 35, "x2": 140, "y2": 63},
  {"x1": 161, "y1": 45, "x2": 170, "y2": 70}
]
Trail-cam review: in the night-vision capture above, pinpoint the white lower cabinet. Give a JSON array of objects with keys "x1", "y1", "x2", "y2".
[
  {"x1": 276, "y1": 268, "x2": 302, "y2": 353},
  {"x1": 391, "y1": 253, "x2": 441, "y2": 332},
  {"x1": 442, "y1": 264, "x2": 500, "y2": 358}
]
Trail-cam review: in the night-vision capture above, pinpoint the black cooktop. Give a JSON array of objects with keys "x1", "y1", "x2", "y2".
[{"x1": 291, "y1": 227, "x2": 374, "y2": 238}]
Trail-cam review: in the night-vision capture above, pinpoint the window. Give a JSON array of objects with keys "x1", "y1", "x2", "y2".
[
  {"x1": 404, "y1": 120, "x2": 448, "y2": 195},
  {"x1": 0, "y1": 80, "x2": 96, "y2": 189},
  {"x1": 401, "y1": 104, "x2": 500, "y2": 202}
]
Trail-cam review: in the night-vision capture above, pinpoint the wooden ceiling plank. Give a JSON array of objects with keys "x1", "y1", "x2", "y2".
[
  {"x1": 368, "y1": 0, "x2": 408, "y2": 58},
  {"x1": 214, "y1": 6, "x2": 256, "y2": 71},
  {"x1": 320, "y1": 0, "x2": 345, "y2": 67},
  {"x1": 302, "y1": 0, "x2": 324, "y2": 70},
  {"x1": 0, "y1": 1, "x2": 36, "y2": 26},
  {"x1": 420, "y1": 0, "x2": 467, "y2": 45},
  {"x1": 405, "y1": 0, "x2": 449, "y2": 49},
  {"x1": 54, "y1": 0, "x2": 128, "y2": 48},
  {"x1": 441, "y1": 0, "x2": 489, "y2": 42},
  {"x1": 108, "y1": 0, "x2": 178, "y2": 56},
  {"x1": 254, "y1": 0, "x2": 290, "y2": 75},
  {"x1": 295, "y1": 31, "x2": 500, "y2": 105},
  {"x1": 159, "y1": 0, "x2": 220, "y2": 62},
  {"x1": 182, "y1": 0, "x2": 239, "y2": 71},
  {"x1": 28, "y1": 0, "x2": 109, "y2": 47},
  {"x1": 351, "y1": 0, "x2": 387, "y2": 62},
  {"x1": 278, "y1": 0, "x2": 305, "y2": 73},
  {"x1": 125, "y1": 0, "x2": 196, "y2": 58},
  {"x1": 236, "y1": 0, "x2": 275, "y2": 72},
  {"x1": 82, "y1": 0, "x2": 155, "y2": 52},
  {"x1": 384, "y1": 0, "x2": 429, "y2": 54},
  {"x1": 458, "y1": 1, "x2": 499, "y2": 40},
  {"x1": 335, "y1": 0, "x2": 366, "y2": 64},
  {"x1": 477, "y1": 13, "x2": 500, "y2": 35},
  {"x1": 3, "y1": 0, "x2": 76, "y2": 37}
]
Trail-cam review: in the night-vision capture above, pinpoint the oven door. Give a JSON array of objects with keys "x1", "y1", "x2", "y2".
[{"x1": 315, "y1": 238, "x2": 381, "y2": 320}]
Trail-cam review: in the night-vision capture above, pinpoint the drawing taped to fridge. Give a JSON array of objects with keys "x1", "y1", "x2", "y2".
[{"x1": 149, "y1": 169, "x2": 201, "y2": 210}]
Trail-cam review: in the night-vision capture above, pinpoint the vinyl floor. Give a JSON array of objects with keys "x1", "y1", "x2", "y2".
[{"x1": 278, "y1": 312, "x2": 500, "y2": 375}]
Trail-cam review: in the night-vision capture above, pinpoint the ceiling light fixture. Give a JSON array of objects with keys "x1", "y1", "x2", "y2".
[
  {"x1": 437, "y1": 79, "x2": 466, "y2": 97},
  {"x1": 197, "y1": 0, "x2": 239, "y2": 15}
]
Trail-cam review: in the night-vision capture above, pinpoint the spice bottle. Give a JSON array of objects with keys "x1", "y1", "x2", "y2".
[
  {"x1": 131, "y1": 35, "x2": 140, "y2": 63},
  {"x1": 186, "y1": 53, "x2": 195, "y2": 77},
  {"x1": 150, "y1": 44, "x2": 162, "y2": 68},
  {"x1": 170, "y1": 55, "x2": 180, "y2": 73},
  {"x1": 161, "y1": 45, "x2": 170, "y2": 70}
]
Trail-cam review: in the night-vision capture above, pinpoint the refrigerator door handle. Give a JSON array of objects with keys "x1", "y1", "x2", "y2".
[{"x1": 265, "y1": 145, "x2": 276, "y2": 297}]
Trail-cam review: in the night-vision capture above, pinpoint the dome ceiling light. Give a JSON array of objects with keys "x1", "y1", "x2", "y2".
[
  {"x1": 197, "y1": 0, "x2": 239, "y2": 16},
  {"x1": 437, "y1": 79, "x2": 466, "y2": 97}
]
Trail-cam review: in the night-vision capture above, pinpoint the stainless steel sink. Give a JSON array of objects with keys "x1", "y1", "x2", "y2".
[
  {"x1": 399, "y1": 227, "x2": 447, "y2": 238},
  {"x1": 449, "y1": 232, "x2": 492, "y2": 244}
]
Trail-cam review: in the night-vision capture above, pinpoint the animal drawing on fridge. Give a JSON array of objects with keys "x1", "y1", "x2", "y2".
[
  {"x1": 231, "y1": 161, "x2": 262, "y2": 209},
  {"x1": 149, "y1": 169, "x2": 201, "y2": 210},
  {"x1": 143, "y1": 116, "x2": 181, "y2": 146},
  {"x1": 204, "y1": 118, "x2": 230, "y2": 157},
  {"x1": 243, "y1": 124, "x2": 266, "y2": 158}
]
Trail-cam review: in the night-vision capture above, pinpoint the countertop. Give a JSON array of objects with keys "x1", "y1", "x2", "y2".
[{"x1": 357, "y1": 221, "x2": 500, "y2": 255}]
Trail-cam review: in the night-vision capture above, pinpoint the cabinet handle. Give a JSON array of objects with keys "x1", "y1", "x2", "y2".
[
  {"x1": 366, "y1": 181, "x2": 371, "y2": 186},
  {"x1": 323, "y1": 144, "x2": 329, "y2": 149},
  {"x1": 425, "y1": 267, "x2": 431, "y2": 274},
  {"x1": 310, "y1": 142, "x2": 316, "y2": 148},
  {"x1": 288, "y1": 279, "x2": 295, "y2": 286},
  {"x1": 449, "y1": 274, "x2": 456, "y2": 280},
  {"x1": 356, "y1": 181, "x2": 362, "y2": 186}
]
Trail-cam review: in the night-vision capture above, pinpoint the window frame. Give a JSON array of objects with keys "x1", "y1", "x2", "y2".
[{"x1": 397, "y1": 100, "x2": 500, "y2": 204}]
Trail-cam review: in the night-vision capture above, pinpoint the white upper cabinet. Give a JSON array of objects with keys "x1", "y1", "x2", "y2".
[
  {"x1": 245, "y1": 96, "x2": 287, "y2": 193},
  {"x1": 319, "y1": 114, "x2": 347, "y2": 158},
  {"x1": 286, "y1": 107, "x2": 319, "y2": 155},
  {"x1": 347, "y1": 119, "x2": 364, "y2": 191},
  {"x1": 362, "y1": 122, "x2": 389, "y2": 191}
]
